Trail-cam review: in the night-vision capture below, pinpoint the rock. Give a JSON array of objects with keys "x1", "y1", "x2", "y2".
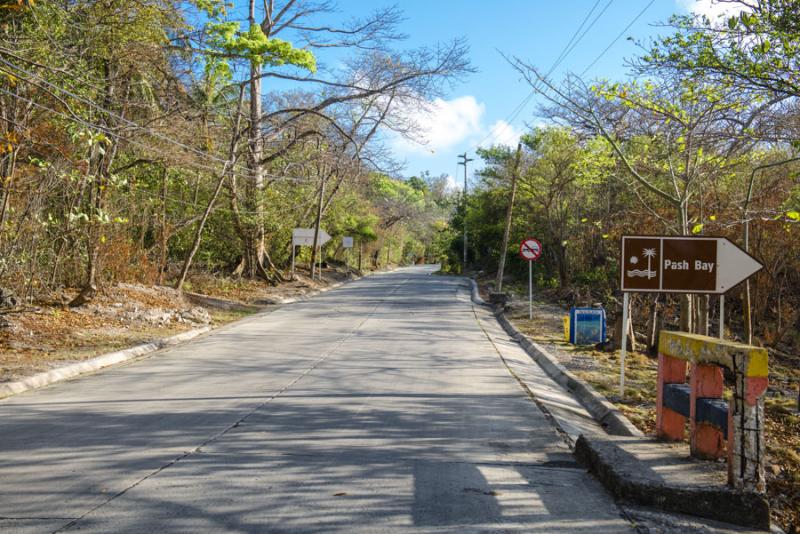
[
  {"x1": 0, "y1": 315, "x2": 15, "y2": 330},
  {"x1": 0, "y1": 287, "x2": 18, "y2": 309},
  {"x1": 488, "y1": 292, "x2": 510, "y2": 307},
  {"x1": 180, "y1": 307, "x2": 211, "y2": 325}
]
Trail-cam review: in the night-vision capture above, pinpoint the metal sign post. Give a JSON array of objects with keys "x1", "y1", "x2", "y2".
[
  {"x1": 620, "y1": 292, "x2": 629, "y2": 397},
  {"x1": 291, "y1": 244, "x2": 296, "y2": 280},
  {"x1": 292, "y1": 228, "x2": 331, "y2": 280},
  {"x1": 519, "y1": 237, "x2": 542, "y2": 320},
  {"x1": 343, "y1": 236, "x2": 354, "y2": 273}
]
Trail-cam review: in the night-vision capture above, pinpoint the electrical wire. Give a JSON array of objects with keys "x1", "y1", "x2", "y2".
[
  {"x1": 550, "y1": 0, "x2": 615, "y2": 74},
  {"x1": 0, "y1": 56, "x2": 255, "y2": 178},
  {"x1": 580, "y1": 0, "x2": 656, "y2": 76},
  {"x1": 0, "y1": 85, "x2": 319, "y2": 185},
  {"x1": 475, "y1": 0, "x2": 613, "y2": 149}
]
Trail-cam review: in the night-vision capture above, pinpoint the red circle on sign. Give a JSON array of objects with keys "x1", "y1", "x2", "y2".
[{"x1": 519, "y1": 238, "x2": 542, "y2": 261}]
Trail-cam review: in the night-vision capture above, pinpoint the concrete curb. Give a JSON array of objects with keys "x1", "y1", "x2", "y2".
[
  {"x1": 259, "y1": 278, "x2": 349, "y2": 305},
  {"x1": 0, "y1": 327, "x2": 211, "y2": 399},
  {"x1": 468, "y1": 278, "x2": 490, "y2": 307},
  {"x1": 574, "y1": 435, "x2": 771, "y2": 530},
  {"x1": 493, "y1": 311, "x2": 643, "y2": 437},
  {"x1": 185, "y1": 292, "x2": 261, "y2": 312}
]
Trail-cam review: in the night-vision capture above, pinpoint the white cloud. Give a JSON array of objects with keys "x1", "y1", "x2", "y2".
[
  {"x1": 477, "y1": 120, "x2": 524, "y2": 149},
  {"x1": 444, "y1": 173, "x2": 460, "y2": 191},
  {"x1": 388, "y1": 96, "x2": 484, "y2": 155},
  {"x1": 676, "y1": 0, "x2": 751, "y2": 20}
]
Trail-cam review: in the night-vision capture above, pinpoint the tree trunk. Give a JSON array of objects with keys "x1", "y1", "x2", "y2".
[
  {"x1": 242, "y1": 0, "x2": 267, "y2": 280},
  {"x1": 496, "y1": 143, "x2": 521, "y2": 292},
  {"x1": 310, "y1": 174, "x2": 325, "y2": 280},
  {"x1": 175, "y1": 164, "x2": 230, "y2": 291},
  {"x1": 70, "y1": 59, "x2": 120, "y2": 307},
  {"x1": 157, "y1": 167, "x2": 168, "y2": 285},
  {"x1": 176, "y1": 87, "x2": 245, "y2": 291},
  {"x1": 0, "y1": 148, "x2": 17, "y2": 243}
]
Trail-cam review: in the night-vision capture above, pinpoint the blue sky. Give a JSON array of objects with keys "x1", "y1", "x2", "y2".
[{"x1": 324, "y1": 0, "x2": 740, "y2": 187}]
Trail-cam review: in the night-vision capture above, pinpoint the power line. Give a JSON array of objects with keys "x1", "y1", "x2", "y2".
[
  {"x1": 546, "y1": 0, "x2": 603, "y2": 77},
  {"x1": 475, "y1": 0, "x2": 612, "y2": 149},
  {"x1": 580, "y1": 0, "x2": 656, "y2": 76},
  {"x1": 0, "y1": 86, "x2": 315, "y2": 185},
  {"x1": 550, "y1": 0, "x2": 614, "y2": 74},
  {"x1": 0, "y1": 56, "x2": 255, "y2": 177}
]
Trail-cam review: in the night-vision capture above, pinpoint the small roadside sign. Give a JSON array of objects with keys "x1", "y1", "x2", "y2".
[
  {"x1": 291, "y1": 228, "x2": 332, "y2": 281},
  {"x1": 293, "y1": 228, "x2": 331, "y2": 247},
  {"x1": 519, "y1": 238, "x2": 542, "y2": 262},
  {"x1": 342, "y1": 236, "x2": 354, "y2": 249},
  {"x1": 620, "y1": 235, "x2": 762, "y2": 294},
  {"x1": 519, "y1": 237, "x2": 542, "y2": 320}
]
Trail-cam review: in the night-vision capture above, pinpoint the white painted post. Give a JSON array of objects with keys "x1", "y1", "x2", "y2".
[
  {"x1": 719, "y1": 294, "x2": 725, "y2": 340},
  {"x1": 620, "y1": 292, "x2": 630, "y2": 397},
  {"x1": 528, "y1": 261, "x2": 533, "y2": 320},
  {"x1": 291, "y1": 244, "x2": 296, "y2": 281}
]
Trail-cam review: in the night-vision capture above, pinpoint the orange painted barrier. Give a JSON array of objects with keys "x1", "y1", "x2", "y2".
[{"x1": 656, "y1": 331, "x2": 768, "y2": 492}]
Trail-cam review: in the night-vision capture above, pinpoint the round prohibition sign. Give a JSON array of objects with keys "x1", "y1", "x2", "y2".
[{"x1": 519, "y1": 238, "x2": 542, "y2": 261}]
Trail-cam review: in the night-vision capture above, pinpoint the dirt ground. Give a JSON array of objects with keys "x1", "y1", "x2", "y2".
[
  {"x1": 0, "y1": 265, "x2": 363, "y2": 384},
  {"x1": 484, "y1": 282, "x2": 799, "y2": 533}
]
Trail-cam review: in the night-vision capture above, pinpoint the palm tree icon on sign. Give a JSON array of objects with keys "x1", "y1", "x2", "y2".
[{"x1": 627, "y1": 248, "x2": 657, "y2": 279}]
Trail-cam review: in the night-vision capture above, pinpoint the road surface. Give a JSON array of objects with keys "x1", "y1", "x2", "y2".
[{"x1": 0, "y1": 266, "x2": 633, "y2": 533}]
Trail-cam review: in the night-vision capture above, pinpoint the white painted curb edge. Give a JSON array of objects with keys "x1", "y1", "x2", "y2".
[{"x1": 0, "y1": 327, "x2": 211, "y2": 399}]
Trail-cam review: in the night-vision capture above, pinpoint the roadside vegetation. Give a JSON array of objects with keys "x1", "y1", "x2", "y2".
[{"x1": 0, "y1": 1, "x2": 463, "y2": 373}]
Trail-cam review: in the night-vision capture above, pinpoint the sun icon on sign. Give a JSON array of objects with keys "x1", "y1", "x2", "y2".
[{"x1": 630, "y1": 256, "x2": 639, "y2": 264}]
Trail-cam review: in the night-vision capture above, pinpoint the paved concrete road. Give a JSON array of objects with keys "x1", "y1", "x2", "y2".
[{"x1": 0, "y1": 267, "x2": 633, "y2": 533}]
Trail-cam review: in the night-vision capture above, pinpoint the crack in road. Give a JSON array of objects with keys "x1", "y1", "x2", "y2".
[{"x1": 53, "y1": 275, "x2": 411, "y2": 533}]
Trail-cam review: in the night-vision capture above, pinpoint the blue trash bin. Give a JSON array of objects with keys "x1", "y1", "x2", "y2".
[{"x1": 568, "y1": 307, "x2": 606, "y2": 345}]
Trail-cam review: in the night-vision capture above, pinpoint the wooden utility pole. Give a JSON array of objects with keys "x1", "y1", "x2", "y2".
[
  {"x1": 496, "y1": 143, "x2": 521, "y2": 292},
  {"x1": 310, "y1": 175, "x2": 325, "y2": 280},
  {"x1": 457, "y1": 152, "x2": 474, "y2": 272}
]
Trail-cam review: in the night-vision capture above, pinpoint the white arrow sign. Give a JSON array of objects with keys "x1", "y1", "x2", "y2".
[
  {"x1": 293, "y1": 228, "x2": 331, "y2": 247},
  {"x1": 716, "y1": 238, "x2": 762, "y2": 293},
  {"x1": 620, "y1": 235, "x2": 762, "y2": 294}
]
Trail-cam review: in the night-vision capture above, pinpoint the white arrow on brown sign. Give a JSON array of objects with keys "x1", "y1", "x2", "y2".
[{"x1": 621, "y1": 235, "x2": 762, "y2": 294}]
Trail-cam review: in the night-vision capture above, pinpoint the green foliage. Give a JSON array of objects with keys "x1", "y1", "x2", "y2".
[
  {"x1": 207, "y1": 21, "x2": 316, "y2": 71},
  {"x1": 645, "y1": 1, "x2": 800, "y2": 98}
]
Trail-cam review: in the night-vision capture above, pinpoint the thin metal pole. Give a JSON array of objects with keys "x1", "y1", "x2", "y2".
[
  {"x1": 458, "y1": 153, "x2": 473, "y2": 273},
  {"x1": 291, "y1": 244, "x2": 295, "y2": 281},
  {"x1": 719, "y1": 294, "x2": 725, "y2": 340},
  {"x1": 620, "y1": 292, "x2": 630, "y2": 397},
  {"x1": 528, "y1": 261, "x2": 533, "y2": 320},
  {"x1": 463, "y1": 160, "x2": 468, "y2": 270}
]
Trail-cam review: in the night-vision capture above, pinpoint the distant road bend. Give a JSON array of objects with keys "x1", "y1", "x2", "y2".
[{"x1": 0, "y1": 266, "x2": 633, "y2": 533}]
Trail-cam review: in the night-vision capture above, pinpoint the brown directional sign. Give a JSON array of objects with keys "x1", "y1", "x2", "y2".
[{"x1": 621, "y1": 235, "x2": 762, "y2": 294}]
